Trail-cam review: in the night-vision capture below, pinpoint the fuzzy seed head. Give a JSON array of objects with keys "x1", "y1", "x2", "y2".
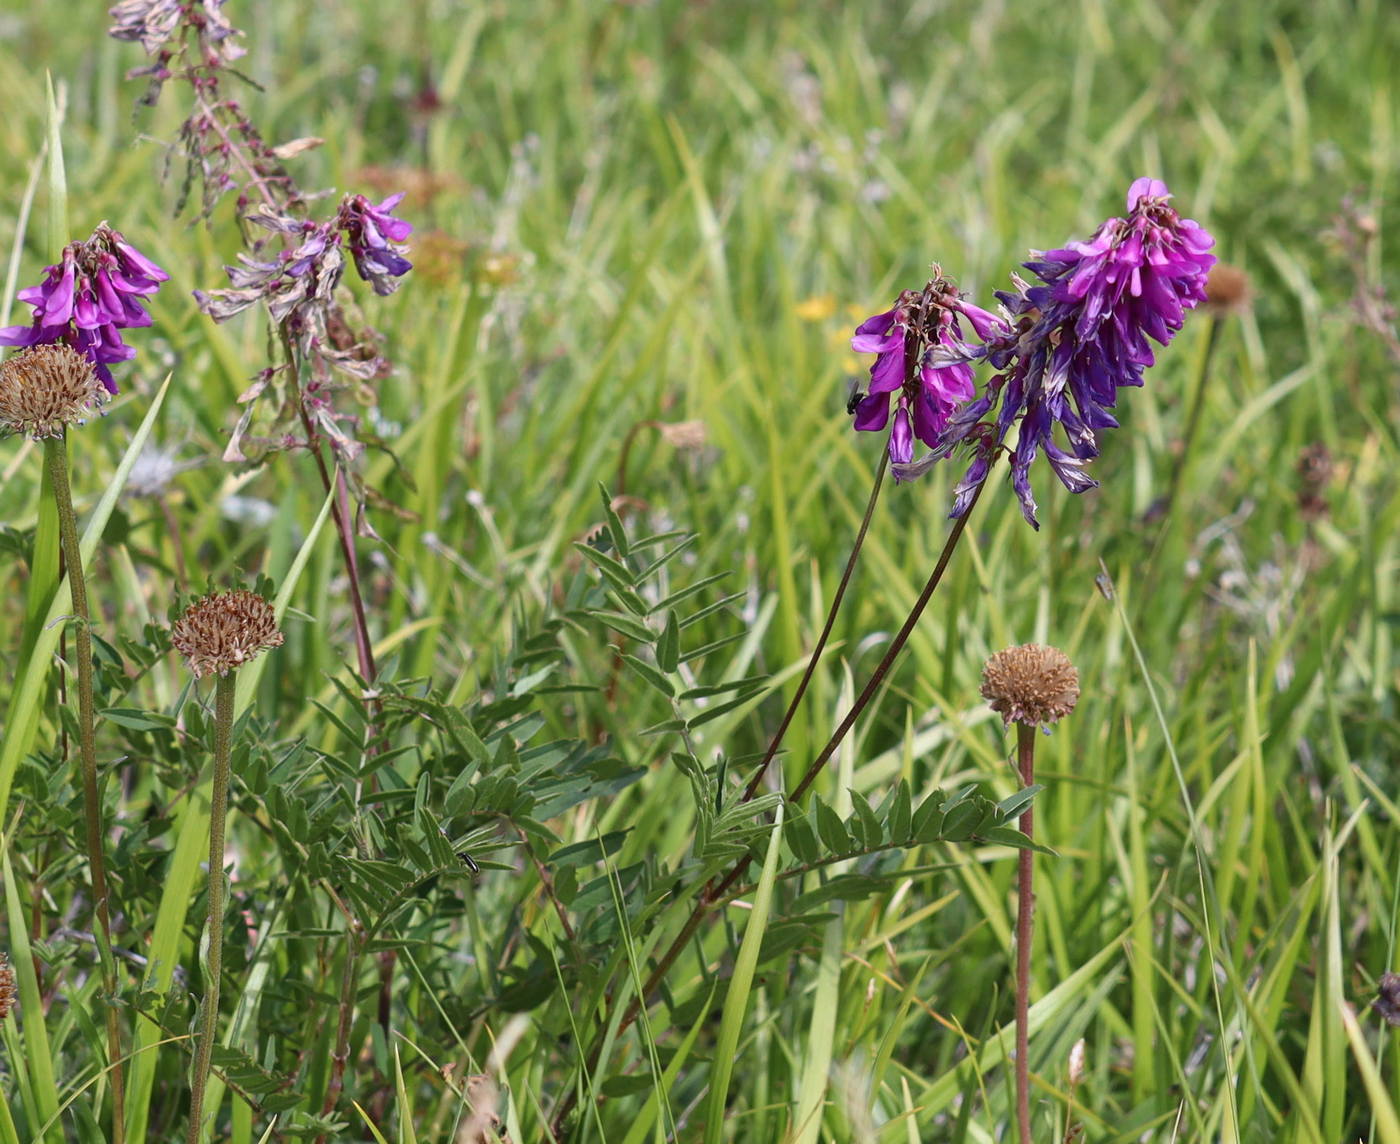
[
  {"x1": 171, "y1": 590, "x2": 283, "y2": 679},
  {"x1": 0, "y1": 954, "x2": 14, "y2": 1022},
  {"x1": 1204, "y1": 263, "x2": 1252, "y2": 317},
  {"x1": 0, "y1": 345, "x2": 109, "y2": 439},
  {"x1": 1067, "y1": 1038, "x2": 1087, "y2": 1085},
  {"x1": 980, "y1": 643, "x2": 1079, "y2": 728}
]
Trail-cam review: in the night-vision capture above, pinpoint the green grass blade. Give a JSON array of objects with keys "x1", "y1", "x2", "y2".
[
  {"x1": 704, "y1": 802, "x2": 785, "y2": 1144},
  {"x1": 2, "y1": 850, "x2": 62, "y2": 1142},
  {"x1": 0, "y1": 373, "x2": 172, "y2": 823}
]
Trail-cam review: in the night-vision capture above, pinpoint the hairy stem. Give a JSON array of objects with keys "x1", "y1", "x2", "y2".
[
  {"x1": 1014, "y1": 721, "x2": 1036, "y2": 1144},
  {"x1": 45, "y1": 435, "x2": 126, "y2": 1143},
  {"x1": 186, "y1": 671, "x2": 236, "y2": 1144}
]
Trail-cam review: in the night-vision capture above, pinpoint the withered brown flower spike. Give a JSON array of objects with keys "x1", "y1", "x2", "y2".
[
  {"x1": 980, "y1": 643, "x2": 1079, "y2": 728},
  {"x1": 0, "y1": 953, "x2": 15, "y2": 1022},
  {"x1": 171, "y1": 590, "x2": 283, "y2": 678},
  {"x1": 0, "y1": 344, "x2": 110, "y2": 439}
]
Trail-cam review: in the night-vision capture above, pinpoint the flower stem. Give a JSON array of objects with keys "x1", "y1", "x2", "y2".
[
  {"x1": 44, "y1": 434, "x2": 126, "y2": 1143},
  {"x1": 1014, "y1": 721, "x2": 1036, "y2": 1144},
  {"x1": 186, "y1": 671, "x2": 236, "y2": 1144},
  {"x1": 787, "y1": 458, "x2": 995, "y2": 805},
  {"x1": 549, "y1": 456, "x2": 995, "y2": 1137},
  {"x1": 739, "y1": 450, "x2": 888, "y2": 804},
  {"x1": 1157, "y1": 314, "x2": 1223, "y2": 526}
]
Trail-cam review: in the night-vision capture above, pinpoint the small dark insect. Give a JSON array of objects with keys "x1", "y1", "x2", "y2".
[
  {"x1": 846, "y1": 388, "x2": 866, "y2": 415},
  {"x1": 1374, "y1": 971, "x2": 1400, "y2": 1026},
  {"x1": 457, "y1": 850, "x2": 480, "y2": 874}
]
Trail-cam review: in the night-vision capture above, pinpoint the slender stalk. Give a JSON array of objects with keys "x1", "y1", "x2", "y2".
[
  {"x1": 550, "y1": 456, "x2": 997, "y2": 1136},
  {"x1": 45, "y1": 435, "x2": 126, "y2": 1142},
  {"x1": 186, "y1": 672, "x2": 236, "y2": 1144},
  {"x1": 788, "y1": 458, "x2": 995, "y2": 805},
  {"x1": 317, "y1": 929, "x2": 364, "y2": 1136},
  {"x1": 1156, "y1": 315, "x2": 1222, "y2": 526},
  {"x1": 739, "y1": 450, "x2": 889, "y2": 804},
  {"x1": 1014, "y1": 721, "x2": 1036, "y2": 1144}
]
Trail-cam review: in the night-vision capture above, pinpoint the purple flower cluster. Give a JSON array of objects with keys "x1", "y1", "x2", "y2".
[
  {"x1": 0, "y1": 224, "x2": 169, "y2": 394},
  {"x1": 337, "y1": 193, "x2": 414, "y2": 296},
  {"x1": 876, "y1": 179, "x2": 1215, "y2": 526},
  {"x1": 849, "y1": 274, "x2": 1001, "y2": 479}
]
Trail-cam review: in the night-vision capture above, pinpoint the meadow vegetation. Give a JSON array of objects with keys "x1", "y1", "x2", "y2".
[{"x1": 1, "y1": 1, "x2": 1398, "y2": 1141}]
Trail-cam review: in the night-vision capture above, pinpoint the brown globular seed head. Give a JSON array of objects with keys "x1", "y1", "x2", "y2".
[
  {"x1": 0, "y1": 953, "x2": 15, "y2": 1022},
  {"x1": 0, "y1": 345, "x2": 109, "y2": 440},
  {"x1": 171, "y1": 590, "x2": 284, "y2": 679},
  {"x1": 1204, "y1": 263, "x2": 1252, "y2": 317},
  {"x1": 980, "y1": 643, "x2": 1079, "y2": 728}
]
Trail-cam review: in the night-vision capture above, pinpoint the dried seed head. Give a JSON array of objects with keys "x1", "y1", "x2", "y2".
[
  {"x1": 0, "y1": 345, "x2": 109, "y2": 439},
  {"x1": 1067, "y1": 1038, "x2": 1087, "y2": 1085},
  {"x1": 980, "y1": 643, "x2": 1079, "y2": 728},
  {"x1": 654, "y1": 419, "x2": 708, "y2": 451},
  {"x1": 171, "y1": 590, "x2": 283, "y2": 679},
  {"x1": 1203, "y1": 263, "x2": 1252, "y2": 317},
  {"x1": 0, "y1": 953, "x2": 14, "y2": 1022}
]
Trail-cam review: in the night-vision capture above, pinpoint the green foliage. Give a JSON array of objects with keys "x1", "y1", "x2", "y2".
[{"x1": 1, "y1": 1, "x2": 1399, "y2": 1142}]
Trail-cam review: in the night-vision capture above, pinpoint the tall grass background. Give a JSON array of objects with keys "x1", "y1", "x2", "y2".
[{"x1": 1, "y1": 0, "x2": 1398, "y2": 1140}]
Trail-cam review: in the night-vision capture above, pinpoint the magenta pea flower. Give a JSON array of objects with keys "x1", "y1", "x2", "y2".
[
  {"x1": 920, "y1": 179, "x2": 1216, "y2": 526},
  {"x1": 337, "y1": 192, "x2": 413, "y2": 295},
  {"x1": 0, "y1": 224, "x2": 168, "y2": 394},
  {"x1": 849, "y1": 272, "x2": 996, "y2": 479}
]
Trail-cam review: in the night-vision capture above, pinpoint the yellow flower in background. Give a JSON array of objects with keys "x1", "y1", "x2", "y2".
[{"x1": 794, "y1": 294, "x2": 836, "y2": 321}]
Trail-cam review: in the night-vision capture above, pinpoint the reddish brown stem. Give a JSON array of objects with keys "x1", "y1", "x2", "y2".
[
  {"x1": 739, "y1": 450, "x2": 888, "y2": 804},
  {"x1": 550, "y1": 457, "x2": 998, "y2": 1136},
  {"x1": 1014, "y1": 721, "x2": 1036, "y2": 1144}
]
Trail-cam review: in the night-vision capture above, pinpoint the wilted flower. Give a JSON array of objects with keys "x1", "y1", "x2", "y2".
[
  {"x1": 171, "y1": 589, "x2": 283, "y2": 678},
  {"x1": 924, "y1": 179, "x2": 1216, "y2": 526},
  {"x1": 1374, "y1": 972, "x2": 1400, "y2": 1027},
  {"x1": 0, "y1": 224, "x2": 169, "y2": 394},
  {"x1": 980, "y1": 643, "x2": 1079, "y2": 729},
  {"x1": 0, "y1": 345, "x2": 111, "y2": 439},
  {"x1": 337, "y1": 192, "x2": 413, "y2": 295},
  {"x1": 109, "y1": 0, "x2": 243, "y2": 60},
  {"x1": 849, "y1": 272, "x2": 998, "y2": 479}
]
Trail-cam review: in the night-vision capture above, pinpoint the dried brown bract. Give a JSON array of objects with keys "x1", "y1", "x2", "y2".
[
  {"x1": 0, "y1": 345, "x2": 109, "y2": 439},
  {"x1": 0, "y1": 953, "x2": 15, "y2": 1022},
  {"x1": 980, "y1": 643, "x2": 1079, "y2": 728},
  {"x1": 171, "y1": 590, "x2": 283, "y2": 678}
]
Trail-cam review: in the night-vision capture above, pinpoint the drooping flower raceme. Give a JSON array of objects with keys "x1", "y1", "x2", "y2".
[
  {"x1": 0, "y1": 225, "x2": 169, "y2": 394},
  {"x1": 919, "y1": 178, "x2": 1215, "y2": 526},
  {"x1": 849, "y1": 273, "x2": 1000, "y2": 479}
]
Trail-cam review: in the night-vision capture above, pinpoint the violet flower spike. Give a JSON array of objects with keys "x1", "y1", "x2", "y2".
[
  {"x1": 849, "y1": 273, "x2": 990, "y2": 481},
  {"x1": 946, "y1": 178, "x2": 1215, "y2": 527},
  {"x1": 337, "y1": 192, "x2": 413, "y2": 296},
  {"x1": 0, "y1": 224, "x2": 169, "y2": 394}
]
